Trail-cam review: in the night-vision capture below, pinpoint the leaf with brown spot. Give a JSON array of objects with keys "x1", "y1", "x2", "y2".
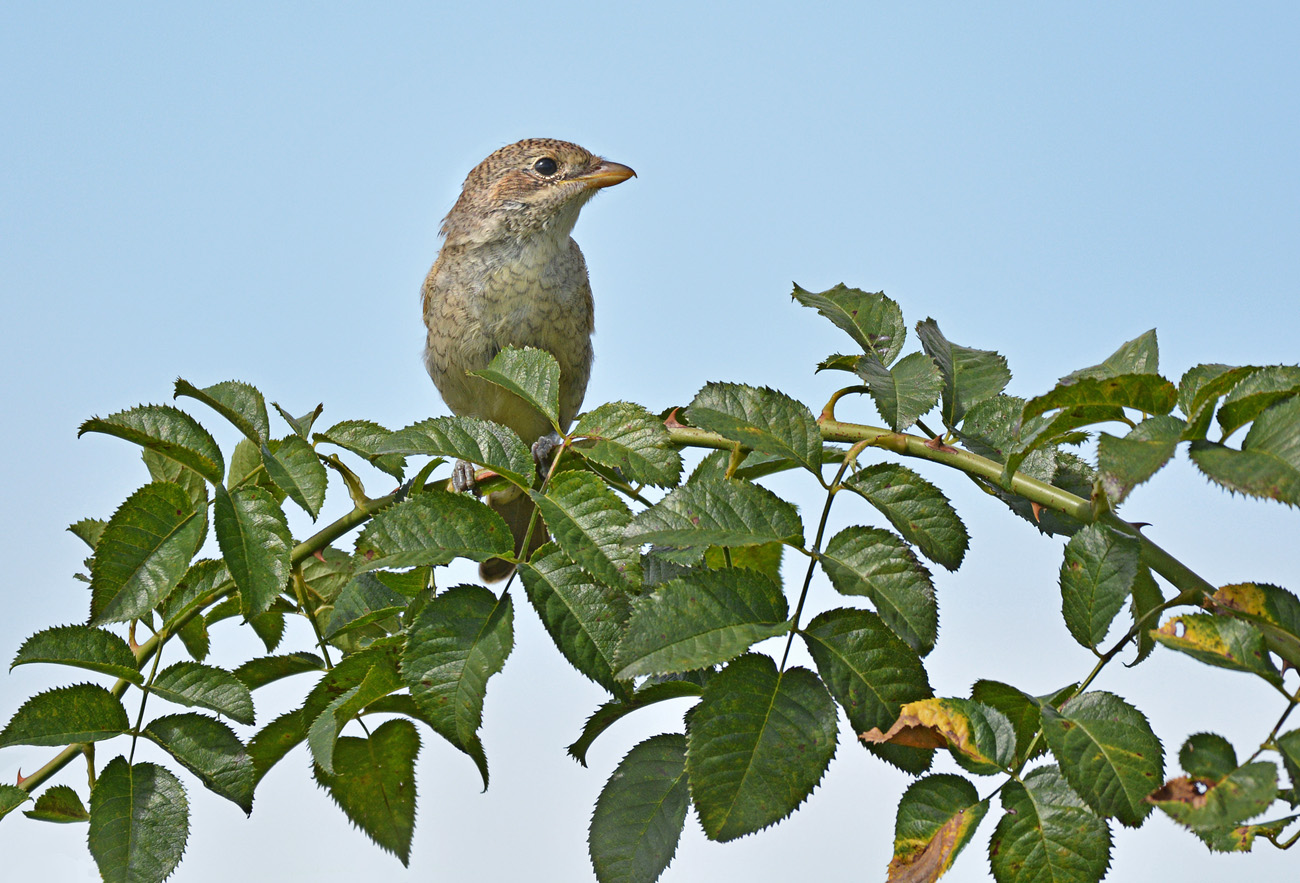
[
  {"x1": 862, "y1": 698, "x2": 1014, "y2": 775},
  {"x1": 887, "y1": 774, "x2": 988, "y2": 883}
]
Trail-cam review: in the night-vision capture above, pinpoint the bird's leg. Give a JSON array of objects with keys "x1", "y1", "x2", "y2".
[
  {"x1": 452, "y1": 459, "x2": 478, "y2": 494},
  {"x1": 531, "y1": 431, "x2": 564, "y2": 472}
]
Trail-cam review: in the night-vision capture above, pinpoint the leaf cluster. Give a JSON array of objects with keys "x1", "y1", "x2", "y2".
[{"x1": 3, "y1": 287, "x2": 1300, "y2": 883}]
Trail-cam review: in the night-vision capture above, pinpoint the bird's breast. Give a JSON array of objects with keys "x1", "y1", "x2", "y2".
[{"x1": 477, "y1": 235, "x2": 592, "y2": 343}]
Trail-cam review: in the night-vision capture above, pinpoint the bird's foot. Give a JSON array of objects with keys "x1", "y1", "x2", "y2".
[
  {"x1": 452, "y1": 459, "x2": 478, "y2": 494},
  {"x1": 531, "y1": 431, "x2": 564, "y2": 470}
]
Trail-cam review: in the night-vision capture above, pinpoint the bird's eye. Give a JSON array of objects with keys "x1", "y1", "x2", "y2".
[{"x1": 533, "y1": 157, "x2": 558, "y2": 176}]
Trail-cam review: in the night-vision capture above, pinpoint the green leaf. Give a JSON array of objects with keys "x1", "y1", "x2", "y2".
[
  {"x1": 1150, "y1": 761, "x2": 1278, "y2": 831},
  {"x1": 324, "y1": 573, "x2": 408, "y2": 640},
  {"x1": 1129, "y1": 567, "x2": 1164, "y2": 666},
  {"x1": 1002, "y1": 405, "x2": 1119, "y2": 484},
  {"x1": 518, "y1": 543, "x2": 632, "y2": 695},
  {"x1": 272, "y1": 401, "x2": 322, "y2": 439},
  {"x1": 686, "y1": 383, "x2": 823, "y2": 475},
  {"x1": 1059, "y1": 524, "x2": 1140, "y2": 650},
  {"x1": 955, "y1": 394, "x2": 1033, "y2": 466},
  {"x1": 141, "y1": 448, "x2": 209, "y2": 512},
  {"x1": 703, "y1": 541, "x2": 784, "y2": 587},
  {"x1": 1040, "y1": 690, "x2": 1164, "y2": 827},
  {"x1": 970, "y1": 680, "x2": 1043, "y2": 767},
  {"x1": 225, "y1": 439, "x2": 279, "y2": 501},
  {"x1": 1151, "y1": 613, "x2": 1283, "y2": 686},
  {"x1": 380, "y1": 415, "x2": 534, "y2": 489},
  {"x1": 0, "y1": 684, "x2": 129, "y2": 747},
  {"x1": 1208, "y1": 582, "x2": 1300, "y2": 670},
  {"x1": 313, "y1": 419, "x2": 408, "y2": 481},
  {"x1": 1180, "y1": 733, "x2": 1238, "y2": 780},
  {"x1": 173, "y1": 616, "x2": 209, "y2": 662},
  {"x1": 626, "y1": 478, "x2": 804, "y2": 548},
  {"x1": 89, "y1": 481, "x2": 206, "y2": 625},
  {"x1": 1097, "y1": 414, "x2": 1185, "y2": 505},
  {"x1": 1277, "y1": 728, "x2": 1300, "y2": 808},
  {"x1": 0, "y1": 784, "x2": 32, "y2": 820},
  {"x1": 470, "y1": 346, "x2": 561, "y2": 428},
  {"x1": 1190, "y1": 394, "x2": 1300, "y2": 507},
  {"x1": 815, "y1": 352, "x2": 861, "y2": 374},
  {"x1": 686, "y1": 653, "x2": 837, "y2": 841},
  {"x1": 308, "y1": 659, "x2": 403, "y2": 774},
  {"x1": 144, "y1": 713, "x2": 254, "y2": 813},
  {"x1": 353, "y1": 490, "x2": 513, "y2": 572},
  {"x1": 68, "y1": 517, "x2": 107, "y2": 550},
  {"x1": 915, "y1": 318, "x2": 1011, "y2": 426},
  {"x1": 247, "y1": 640, "x2": 402, "y2": 786},
  {"x1": 314, "y1": 718, "x2": 419, "y2": 866},
  {"x1": 297, "y1": 547, "x2": 361, "y2": 605},
  {"x1": 819, "y1": 526, "x2": 937, "y2": 656},
  {"x1": 530, "y1": 470, "x2": 641, "y2": 591},
  {"x1": 572, "y1": 401, "x2": 683, "y2": 487},
  {"x1": 261, "y1": 435, "x2": 327, "y2": 519},
  {"x1": 400, "y1": 585, "x2": 513, "y2": 788},
  {"x1": 11, "y1": 625, "x2": 142, "y2": 685},
  {"x1": 1063, "y1": 329, "x2": 1160, "y2": 382},
  {"x1": 174, "y1": 378, "x2": 270, "y2": 445},
  {"x1": 88, "y1": 757, "x2": 188, "y2": 883},
  {"x1": 233, "y1": 652, "x2": 326, "y2": 690},
  {"x1": 1216, "y1": 366, "x2": 1300, "y2": 440},
  {"x1": 854, "y1": 351, "x2": 943, "y2": 432},
  {"x1": 861, "y1": 697, "x2": 1015, "y2": 775},
  {"x1": 1178, "y1": 364, "x2": 1261, "y2": 441},
  {"x1": 80, "y1": 403, "x2": 224, "y2": 484},
  {"x1": 1195, "y1": 815, "x2": 1299, "y2": 853},
  {"x1": 990, "y1": 765, "x2": 1112, "y2": 883},
  {"x1": 791, "y1": 283, "x2": 906, "y2": 365},
  {"x1": 1023, "y1": 373, "x2": 1177, "y2": 423},
  {"x1": 213, "y1": 484, "x2": 292, "y2": 619},
  {"x1": 589, "y1": 733, "x2": 689, "y2": 883},
  {"x1": 160, "y1": 559, "x2": 232, "y2": 631},
  {"x1": 150, "y1": 662, "x2": 255, "y2": 725},
  {"x1": 24, "y1": 784, "x2": 87, "y2": 823},
  {"x1": 802, "y1": 608, "x2": 933, "y2": 773},
  {"x1": 843, "y1": 462, "x2": 969, "y2": 570},
  {"x1": 567, "y1": 681, "x2": 704, "y2": 766},
  {"x1": 615, "y1": 568, "x2": 789, "y2": 679},
  {"x1": 251, "y1": 605, "x2": 287, "y2": 653},
  {"x1": 887, "y1": 774, "x2": 988, "y2": 882}
]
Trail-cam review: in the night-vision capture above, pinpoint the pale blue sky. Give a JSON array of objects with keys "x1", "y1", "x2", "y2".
[{"x1": 2, "y1": 3, "x2": 1297, "y2": 881}]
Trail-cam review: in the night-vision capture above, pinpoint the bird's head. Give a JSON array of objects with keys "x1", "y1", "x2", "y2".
[{"x1": 440, "y1": 138, "x2": 635, "y2": 246}]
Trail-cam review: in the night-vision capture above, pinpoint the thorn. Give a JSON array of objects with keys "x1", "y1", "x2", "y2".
[
  {"x1": 1030, "y1": 502, "x2": 1044, "y2": 522},
  {"x1": 663, "y1": 408, "x2": 686, "y2": 429},
  {"x1": 314, "y1": 550, "x2": 327, "y2": 562},
  {"x1": 923, "y1": 436, "x2": 958, "y2": 453},
  {"x1": 15, "y1": 769, "x2": 27, "y2": 786}
]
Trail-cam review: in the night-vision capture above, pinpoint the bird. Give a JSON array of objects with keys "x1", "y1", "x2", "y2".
[{"x1": 421, "y1": 138, "x2": 635, "y2": 581}]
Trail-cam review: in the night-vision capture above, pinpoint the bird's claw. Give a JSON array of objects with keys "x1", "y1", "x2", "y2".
[
  {"x1": 452, "y1": 459, "x2": 478, "y2": 494},
  {"x1": 531, "y1": 431, "x2": 564, "y2": 470}
]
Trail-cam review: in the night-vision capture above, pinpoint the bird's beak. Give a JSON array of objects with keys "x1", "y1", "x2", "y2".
[{"x1": 576, "y1": 159, "x2": 636, "y2": 190}]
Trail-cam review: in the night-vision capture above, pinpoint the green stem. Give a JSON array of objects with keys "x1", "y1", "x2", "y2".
[
  {"x1": 127, "y1": 641, "x2": 166, "y2": 764},
  {"x1": 779, "y1": 442, "x2": 865, "y2": 671}
]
